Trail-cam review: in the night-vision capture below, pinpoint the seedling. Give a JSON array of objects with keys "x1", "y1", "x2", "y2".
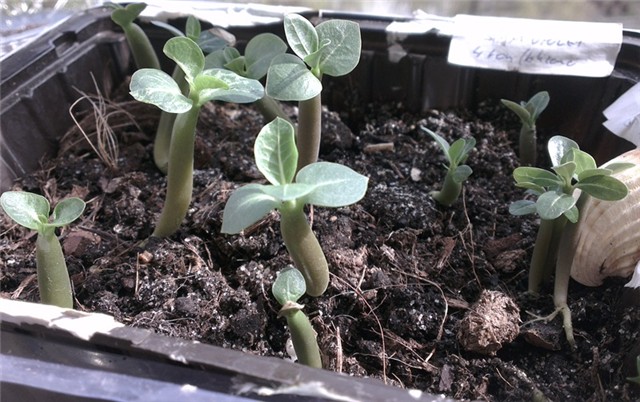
[
  {"x1": 206, "y1": 33, "x2": 290, "y2": 123},
  {"x1": 150, "y1": 16, "x2": 232, "y2": 174},
  {"x1": 421, "y1": 127, "x2": 475, "y2": 207},
  {"x1": 221, "y1": 117, "x2": 368, "y2": 296},
  {"x1": 266, "y1": 13, "x2": 361, "y2": 171},
  {"x1": 501, "y1": 91, "x2": 549, "y2": 166},
  {"x1": 272, "y1": 265, "x2": 322, "y2": 368},
  {"x1": 108, "y1": 2, "x2": 160, "y2": 70},
  {"x1": 510, "y1": 135, "x2": 632, "y2": 348},
  {"x1": 0, "y1": 191, "x2": 85, "y2": 308},
  {"x1": 130, "y1": 36, "x2": 264, "y2": 237}
]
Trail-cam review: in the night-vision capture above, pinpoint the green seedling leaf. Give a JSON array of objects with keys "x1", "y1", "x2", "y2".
[
  {"x1": 449, "y1": 138, "x2": 476, "y2": 166},
  {"x1": 0, "y1": 191, "x2": 49, "y2": 230},
  {"x1": 199, "y1": 29, "x2": 235, "y2": 54},
  {"x1": 577, "y1": 168, "x2": 612, "y2": 181},
  {"x1": 266, "y1": 54, "x2": 322, "y2": 101},
  {"x1": 509, "y1": 199, "x2": 537, "y2": 216},
  {"x1": 185, "y1": 15, "x2": 201, "y2": 40},
  {"x1": 255, "y1": 118, "x2": 299, "y2": 185},
  {"x1": 163, "y1": 37, "x2": 205, "y2": 84},
  {"x1": 314, "y1": 19, "x2": 361, "y2": 77},
  {"x1": 552, "y1": 161, "x2": 577, "y2": 184},
  {"x1": 501, "y1": 99, "x2": 532, "y2": 126},
  {"x1": 452, "y1": 165, "x2": 473, "y2": 183},
  {"x1": 565, "y1": 148, "x2": 596, "y2": 176},
  {"x1": 576, "y1": 175, "x2": 629, "y2": 201},
  {"x1": 110, "y1": 2, "x2": 146, "y2": 26},
  {"x1": 563, "y1": 205, "x2": 579, "y2": 223},
  {"x1": 197, "y1": 69, "x2": 264, "y2": 104},
  {"x1": 244, "y1": 33, "x2": 288, "y2": 79},
  {"x1": 515, "y1": 181, "x2": 546, "y2": 195},
  {"x1": 130, "y1": 69, "x2": 193, "y2": 113},
  {"x1": 273, "y1": 265, "x2": 307, "y2": 305},
  {"x1": 296, "y1": 162, "x2": 369, "y2": 207},
  {"x1": 548, "y1": 135, "x2": 579, "y2": 167},
  {"x1": 284, "y1": 13, "x2": 318, "y2": 59},
  {"x1": 422, "y1": 127, "x2": 450, "y2": 157},
  {"x1": 51, "y1": 198, "x2": 86, "y2": 227},
  {"x1": 513, "y1": 167, "x2": 562, "y2": 187},
  {"x1": 193, "y1": 74, "x2": 228, "y2": 94},
  {"x1": 526, "y1": 91, "x2": 550, "y2": 121},
  {"x1": 221, "y1": 184, "x2": 280, "y2": 234},
  {"x1": 536, "y1": 191, "x2": 577, "y2": 220},
  {"x1": 601, "y1": 161, "x2": 636, "y2": 174}
]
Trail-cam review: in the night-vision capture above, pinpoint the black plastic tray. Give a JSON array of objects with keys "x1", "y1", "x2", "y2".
[{"x1": 1, "y1": 5, "x2": 639, "y2": 400}]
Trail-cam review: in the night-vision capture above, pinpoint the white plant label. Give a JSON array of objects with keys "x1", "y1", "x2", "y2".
[
  {"x1": 603, "y1": 82, "x2": 640, "y2": 146},
  {"x1": 448, "y1": 15, "x2": 622, "y2": 77}
]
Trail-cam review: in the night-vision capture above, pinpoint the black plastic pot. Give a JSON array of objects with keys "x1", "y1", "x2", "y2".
[{"x1": 1, "y1": 5, "x2": 639, "y2": 401}]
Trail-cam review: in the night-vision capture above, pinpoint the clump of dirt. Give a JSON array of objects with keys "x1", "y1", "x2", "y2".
[{"x1": 1, "y1": 92, "x2": 638, "y2": 401}]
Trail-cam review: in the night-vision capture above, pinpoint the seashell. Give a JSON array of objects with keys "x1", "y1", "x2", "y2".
[{"x1": 569, "y1": 148, "x2": 640, "y2": 286}]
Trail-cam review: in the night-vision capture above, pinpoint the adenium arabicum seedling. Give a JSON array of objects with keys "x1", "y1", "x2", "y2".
[
  {"x1": 130, "y1": 36, "x2": 264, "y2": 238},
  {"x1": 221, "y1": 117, "x2": 368, "y2": 296},
  {"x1": 510, "y1": 135, "x2": 632, "y2": 348},
  {"x1": 266, "y1": 13, "x2": 361, "y2": 171},
  {"x1": 272, "y1": 265, "x2": 322, "y2": 368},
  {"x1": 501, "y1": 91, "x2": 550, "y2": 166},
  {"x1": 421, "y1": 127, "x2": 475, "y2": 207},
  {"x1": 149, "y1": 16, "x2": 234, "y2": 174},
  {"x1": 0, "y1": 191, "x2": 85, "y2": 308}
]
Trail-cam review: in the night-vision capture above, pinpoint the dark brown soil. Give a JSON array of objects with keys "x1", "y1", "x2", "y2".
[{"x1": 1, "y1": 85, "x2": 638, "y2": 401}]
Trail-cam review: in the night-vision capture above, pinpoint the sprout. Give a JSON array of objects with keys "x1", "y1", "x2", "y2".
[
  {"x1": 501, "y1": 91, "x2": 549, "y2": 166},
  {"x1": 266, "y1": 13, "x2": 361, "y2": 172},
  {"x1": 130, "y1": 36, "x2": 264, "y2": 238},
  {"x1": 107, "y1": 2, "x2": 160, "y2": 70},
  {"x1": 421, "y1": 127, "x2": 475, "y2": 207},
  {"x1": 272, "y1": 265, "x2": 322, "y2": 368},
  {"x1": 0, "y1": 191, "x2": 85, "y2": 308},
  {"x1": 222, "y1": 117, "x2": 368, "y2": 296},
  {"x1": 510, "y1": 135, "x2": 633, "y2": 348}
]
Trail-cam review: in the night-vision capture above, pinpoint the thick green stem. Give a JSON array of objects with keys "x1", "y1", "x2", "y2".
[
  {"x1": 528, "y1": 218, "x2": 555, "y2": 293},
  {"x1": 280, "y1": 202, "x2": 329, "y2": 296},
  {"x1": 280, "y1": 302, "x2": 322, "y2": 368},
  {"x1": 296, "y1": 94, "x2": 322, "y2": 172},
  {"x1": 254, "y1": 96, "x2": 292, "y2": 125},
  {"x1": 519, "y1": 125, "x2": 537, "y2": 166},
  {"x1": 152, "y1": 105, "x2": 200, "y2": 238},
  {"x1": 123, "y1": 23, "x2": 161, "y2": 70},
  {"x1": 431, "y1": 170, "x2": 462, "y2": 207},
  {"x1": 36, "y1": 230, "x2": 73, "y2": 308},
  {"x1": 153, "y1": 67, "x2": 188, "y2": 174},
  {"x1": 541, "y1": 217, "x2": 566, "y2": 282}
]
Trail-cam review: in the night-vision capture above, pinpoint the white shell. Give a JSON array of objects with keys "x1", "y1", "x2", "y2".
[{"x1": 570, "y1": 148, "x2": 640, "y2": 286}]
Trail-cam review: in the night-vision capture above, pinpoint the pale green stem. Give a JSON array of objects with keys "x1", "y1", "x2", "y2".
[
  {"x1": 122, "y1": 23, "x2": 161, "y2": 70},
  {"x1": 296, "y1": 94, "x2": 322, "y2": 172},
  {"x1": 279, "y1": 202, "x2": 329, "y2": 297},
  {"x1": 153, "y1": 67, "x2": 188, "y2": 174},
  {"x1": 431, "y1": 170, "x2": 462, "y2": 207},
  {"x1": 528, "y1": 218, "x2": 555, "y2": 293},
  {"x1": 36, "y1": 229, "x2": 73, "y2": 308},
  {"x1": 280, "y1": 301, "x2": 322, "y2": 368},
  {"x1": 519, "y1": 124, "x2": 537, "y2": 166},
  {"x1": 254, "y1": 96, "x2": 292, "y2": 126},
  {"x1": 152, "y1": 105, "x2": 200, "y2": 238}
]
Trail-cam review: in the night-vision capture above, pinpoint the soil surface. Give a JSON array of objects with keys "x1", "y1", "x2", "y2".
[{"x1": 1, "y1": 82, "x2": 638, "y2": 401}]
